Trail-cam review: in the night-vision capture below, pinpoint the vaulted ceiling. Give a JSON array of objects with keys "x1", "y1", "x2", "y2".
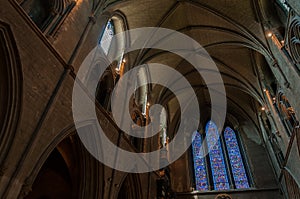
[{"x1": 102, "y1": 0, "x2": 282, "y2": 192}]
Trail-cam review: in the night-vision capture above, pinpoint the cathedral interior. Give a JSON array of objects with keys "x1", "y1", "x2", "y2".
[{"x1": 0, "y1": 0, "x2": 300, "y2": 198}]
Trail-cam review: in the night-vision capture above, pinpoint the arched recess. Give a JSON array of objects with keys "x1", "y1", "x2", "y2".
[
  {"x1": 103, "y1": 11, "x2": 129, "y2": 73},
  {"x1": 286, "y1": 12, "x2": 300, "y2": 69},
  {"x1": 22, "y1": 124, "x2": 104, "y2": 199},
  {"x1": 275, "y1": 91, "x2": 299, "y2": 136},
  {"x1": 133, "y1": 66, "x2": 149, "y2": 115},
  {"x1": 96, "y1": 68, "x2": 115, "y2": 110},
  {"x1": 21, "y1": 0, "x2": 76, "y2": 35},
  {"x1": 117, "y1": 173, "x2": 142, "y2": 199},
  {"x1": 129, "y1": 108, "x2": 146, "y2": 152},
  {"x1": 23, "y1": 0, "x2": 52, "y2": 29},
  {"x1": 24, "y1": 147, "x2": 74, "y2": 199},
  {"x1": 0, "y1": 21, "x2": 22, "y2": 165},
  {"x1": 125, "y1": 65, "x2": 151, "y2": 152},
  {"x1": 86, "y1": 11, "x2": 128, "y2": 111}
]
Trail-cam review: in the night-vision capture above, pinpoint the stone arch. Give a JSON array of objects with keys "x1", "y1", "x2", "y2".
[
  {"x1": 21, "y1": 123, "x2": 105, "y2": 199},
  {"x1": 96, "y1": 67, "x2": 115, "y2": 110},
  {"x1": 287, "y1": 12, "x2": 300, "y2": 67},
  {"x1": 21, "y1": 0, "x2": 76, "y2": 34},
  {"x1": 129, "y1": 108, "x2": 146, "y2": 151},
  {"x1": 85, "y1": 11, "x2": 129, "y2": 111},
  {"x1": 24, "y1": 147, "x2": 74, "y2": 199},
  {"x1": 0, "y1": 21, "x2": 22, "y2": 165},
  {"x1": 117, "y1": 173, "x2": 142, "y2": 199}
]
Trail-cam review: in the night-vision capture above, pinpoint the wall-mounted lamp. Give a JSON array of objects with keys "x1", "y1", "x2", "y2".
[
  {"x1": 261, "y1": 107, "x2": 266, "y2": 111},
  {"x1": 266, "y1": 32, "x2": 273, "y2": 38}
]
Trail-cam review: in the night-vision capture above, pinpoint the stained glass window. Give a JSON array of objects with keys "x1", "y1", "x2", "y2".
[
  {"x1": 206, "y1": 121, "x2": 230, "y2": 190},
  {"x1": 224, "y1": 127, "x2": 250, "y2": 189},
  {"x1": 192, "y1": 131, "x2": 209, "y2": 191},
  {"x1": 100, "y1": 20, "x2": 115, "y2": 55},
  {"x1": 192, "y1": 121, "x2": 250, "y2": 191}
]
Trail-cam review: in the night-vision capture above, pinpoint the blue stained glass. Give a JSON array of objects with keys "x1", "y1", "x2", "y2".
[
  {"x1": 224, "y1": 127, "x2": 250, "y2": 189},
  {"x1": 206, "y1": 121, "x2": 230, "y2": 190},
  {"x1": 192, "y1": 132, "x2": 209, "y2": 191},
  {"x1": 100, "y1": 20, "x2": 115, "y2": 55}
]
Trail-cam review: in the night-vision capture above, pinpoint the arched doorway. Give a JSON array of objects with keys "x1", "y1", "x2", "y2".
[
  {"x1": 25, "y1": 148, "x2": 73, "y2": 199},
  {"x1": 25, "y1": 130, "x2": 104, "y2": 199},
  {"x1": 117, "y1": 173, "x2": 142, "y2": 199}
]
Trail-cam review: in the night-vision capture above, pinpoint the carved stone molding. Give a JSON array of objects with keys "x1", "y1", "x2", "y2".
[
  {"x1": 286, "y1": 11, "x2": 300, "y2": 65},
  {"x1": 296, "y1": 126, "x2": 300, "y2": 157},
  {"x1": 0, "y1": 21, "x2": 22, "y2": 165},
  {"x1": 19, "y1": 182, "x2": 32, "y2": 198},
  {"x1": 215, "y1": 193, "x2": 232, "y2": 199}
]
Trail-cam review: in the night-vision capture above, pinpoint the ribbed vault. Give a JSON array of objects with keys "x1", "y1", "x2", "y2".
[{"x1": 100, "y1": 0, "x2": 280, "y2": 192}]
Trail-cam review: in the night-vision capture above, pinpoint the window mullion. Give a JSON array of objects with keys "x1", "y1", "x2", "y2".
[
  {"x1": 203, "y1": 133, "x2": 213, "y2": 191},
  {"x1": 220, "y1": 133, "x2": 235, "y2": 189}
]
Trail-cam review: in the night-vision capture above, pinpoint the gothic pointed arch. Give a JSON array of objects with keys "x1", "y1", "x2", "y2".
[
  {"x1": 192, "y1": 121, "x2": 251, "y2": 191},
  {"x1": 286, "y1": 11, "x2": 300, "y2": 68},
  {"x1": 91, "y1": 11, "x2": 128, "y2": 111},
  {"x1": 117, "y1": 173, "x2": 142, "y2": 199},
  {"x1": 96, "y1": 68, "x2": 115, "y2": 110},
  {"x1": 21, "y1": 0, "x2": 76, "y2": 35},
  {"x1": 22, "y1": 125, "x2": 104, "y2": 199},
  {"x1": 129, "y1": 108, "x2": 145, "y2": 152},
  {"x1": 0, "y1": 21, "x2": 22, "y2": 165}
]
